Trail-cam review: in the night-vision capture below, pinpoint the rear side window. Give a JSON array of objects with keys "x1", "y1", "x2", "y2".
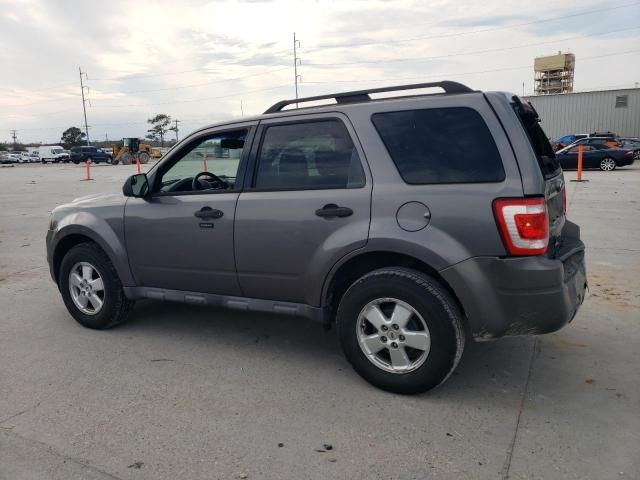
[
  {"x1": 255, "y1": 120, "x2": 365, "y2": 190},
  {"x1": 371, "y1": 107, "x2": 505, "y2": 184}
]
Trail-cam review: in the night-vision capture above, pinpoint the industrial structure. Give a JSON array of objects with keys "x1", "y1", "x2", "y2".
[
  {"x1": 534, "y1": 52, "x2": 575, "y2": 95},
  {"x1": 523, "y1": 87, "x2": 640, "y2": 140}
]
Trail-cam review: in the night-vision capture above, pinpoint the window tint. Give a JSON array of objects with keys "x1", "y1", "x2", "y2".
[
  {"x1": 511, "y1": 97, "x2": 560, "y2": 179},
  {"x1": 372, "y1": 107, "x2": 505, "y2": 184},
  {"x1": 255, "y1": 120, "x2": 365, "y2": 190},
  {"x1": 158, "y1": 129, "x2": 247, "y2": 194}
]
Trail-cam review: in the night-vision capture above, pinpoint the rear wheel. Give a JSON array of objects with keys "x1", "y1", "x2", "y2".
[
  {"x1": 599, "y1": 157, "x2": 616, "y2": 171},
  {"x1": 337, "y1": 267, "x2": 465, "y2": 394},
  {"x1": 59, "y1": 243, "x2": 134, "y2": 329},
  {"x1": 138, "y1": 152, "x2": 150, "y2": 164}
]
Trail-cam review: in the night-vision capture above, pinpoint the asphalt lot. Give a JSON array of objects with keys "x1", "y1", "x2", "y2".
[{"x1": 0, "y1": 161, "x2": 638, "y2": 480}]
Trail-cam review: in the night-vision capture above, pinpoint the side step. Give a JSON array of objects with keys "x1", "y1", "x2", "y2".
[{"x1": 122, "y1": 286, "x2": 330, "y2": 324}]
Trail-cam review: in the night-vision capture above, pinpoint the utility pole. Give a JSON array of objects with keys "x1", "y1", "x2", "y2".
[
  {"x1": 79, "y1": 67, "x2": 90, "y2": 146},
  {"x1": 293, "y1": 32, "x2": 301, "y2": 107},
  {"x1": 10, "y1": 130, "x2": 18, "y2": 151},
  {"x1": 240, "y1": 100, "x2": 244, "y2": 117},
  {"x1": 172, "y1": 119, "x2": 181, "y2": 142}
]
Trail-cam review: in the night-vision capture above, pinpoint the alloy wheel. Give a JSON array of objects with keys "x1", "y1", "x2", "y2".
[
  {"x1": 356, "y1": 298, "x2": 431, "y2": 374},
  {"x1": 600, "y1": 158, "x2": 616, "y2": 171},
  {"x1": 68, "y1": 262, "x2": 105, "y2": 315}
]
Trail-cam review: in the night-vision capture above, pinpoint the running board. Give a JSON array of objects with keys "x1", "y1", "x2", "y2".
[{"x1": 122, "y1": 286, "x2": 329, "y2": 323}]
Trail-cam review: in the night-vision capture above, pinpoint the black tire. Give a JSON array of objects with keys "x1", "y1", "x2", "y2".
[
  {"x1": 41, "y1": 159, "x2": 46, "y2": 164},
  {"x1": 337, "y1": 267, "x2": 465, "y2": 394},
  {"x1": 58, "y1": 242, "x2": 135, "y2": 329},
  {"x1": 72, "y1": 159, "x2": 79, "y2": 165}
]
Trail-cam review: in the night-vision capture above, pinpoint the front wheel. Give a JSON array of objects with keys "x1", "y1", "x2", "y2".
[
  {"x1": 599, "y1": 157, "x2": 616, "y2": 171},
  {"x1": 337, "y1": 267, "x2": 465, "y2": 394},
  {"x1": 59, "y1": 243, "x2": 135, "y2": 329}
]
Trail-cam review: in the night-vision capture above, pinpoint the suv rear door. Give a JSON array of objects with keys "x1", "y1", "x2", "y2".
[
  {"x1": 234, "y1": 113, "x2": 372, "y2": 306},
  {"x1": 504, "y1": 96, "x2": 566, "y2": 244}
]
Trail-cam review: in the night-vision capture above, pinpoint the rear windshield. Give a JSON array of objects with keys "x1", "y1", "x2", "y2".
[{"x1": 511, "y1": 96, "x2": 561, "y2": 179}]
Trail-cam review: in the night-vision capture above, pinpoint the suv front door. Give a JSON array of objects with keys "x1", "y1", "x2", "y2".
[
  {"x1": 124, "y1": 125, "x2": 255, "y2": 295},
  {"x1": 234, "y1": 114, "x2": 372, "y2": 306}
]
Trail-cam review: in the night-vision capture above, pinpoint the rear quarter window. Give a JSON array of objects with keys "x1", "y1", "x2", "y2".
[{"x1": 371, "y1": 107, "x2": 505, "y2": 184}]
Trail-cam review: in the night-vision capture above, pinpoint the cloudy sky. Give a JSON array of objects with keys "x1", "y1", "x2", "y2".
[{"x1": 1, "y1": 0, "x2": 639, "y2": 144}]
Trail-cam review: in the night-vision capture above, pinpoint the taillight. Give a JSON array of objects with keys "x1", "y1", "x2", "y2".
[{"x1": 493, "y1": 197, "x2": 549, "y2": 256}]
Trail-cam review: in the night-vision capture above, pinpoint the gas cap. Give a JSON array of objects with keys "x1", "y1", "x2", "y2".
[{"x1": 396, "y1": 201, "x2": 431, "y2": 232}]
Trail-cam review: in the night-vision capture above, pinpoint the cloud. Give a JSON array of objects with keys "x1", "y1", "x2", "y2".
[{"x1": 0, "y1": 0, "x2": 638, "y2": 143}]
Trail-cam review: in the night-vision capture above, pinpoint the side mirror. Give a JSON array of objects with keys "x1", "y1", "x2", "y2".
[{"x1": 123, "y1": 173, "x2": 149, "y2": 198}]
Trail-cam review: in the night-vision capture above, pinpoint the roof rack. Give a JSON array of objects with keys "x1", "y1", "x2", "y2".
[{"x1": 263, "y1": 81, "x2": 474, "y2": 114}]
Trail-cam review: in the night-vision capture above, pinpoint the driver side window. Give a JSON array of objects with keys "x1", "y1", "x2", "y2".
[{"x1": 158, "y1": 129, "x2": 247, "y2": 194}]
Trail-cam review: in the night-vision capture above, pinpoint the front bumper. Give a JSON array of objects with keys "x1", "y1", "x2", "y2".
[{"x1": 440, "y1": 221, "x2": 587, "y2": 340}]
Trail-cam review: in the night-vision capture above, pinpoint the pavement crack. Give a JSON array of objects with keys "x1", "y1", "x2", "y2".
[
  {"x1": 0, "y1": 426, "x2": 124, "y2": 480},
  {"x1": 501, "y1": 337, "x2": 539, "y2": 480},
  {"x1": 0, "y1": 402, "x2": 41, "y2": 425}
]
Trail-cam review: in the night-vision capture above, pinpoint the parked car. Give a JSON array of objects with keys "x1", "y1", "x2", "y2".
[
  {"x1": 14, "y1": 152, "x2": 37, "y2": 163},
  {"x1": 552, "y1": 133, "x2": 588, "y2": 150},
  {"x1": 553, "y1": 132, "x2": 621, "y2": 151},
  {"x1": 69, "y1": 146, "x2": 113, "y2": 164},
  {"x1": 619, "y1": 138, "x2": 640, "y2": 160},
  {"x1": 555, "y1": 144, "x2": 634, "y2": 171},
  {"x1": 46, "y1": 82, "x2": 587, "y2": 394},
  {"x1": 568, "y1": 136, "x2": 622, "y2": 151},
  {"x1": 40, "y1": 145, "x2": 69, "y2": 163},
  {"x1": 5, "y1": 153, "x2": 22, "y2": 163},
  {"x1": 0, "y1": 153, "x2": 13, "y2": 164}
]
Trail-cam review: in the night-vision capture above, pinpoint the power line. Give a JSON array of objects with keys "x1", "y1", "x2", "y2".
[
  {"x1": 302, "y1": 1, "x2": 640, "y2": 53},
  {"x1": 108, "y1": 66, "x2": 289, "y2": 95},
  {"x1": 302, "y1": 49, "x2": 640, "y2": 85},
  {"x1": 91, "y1": 84, "x2": 290, "y2": 109},
  {"x1": 303, "y1": 26, "x2": 640, "y2": 67}
]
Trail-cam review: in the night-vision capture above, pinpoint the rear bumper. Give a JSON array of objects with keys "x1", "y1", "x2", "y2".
[{"x1": 440, "y1": 221, "x2": 587, "y2": 340}]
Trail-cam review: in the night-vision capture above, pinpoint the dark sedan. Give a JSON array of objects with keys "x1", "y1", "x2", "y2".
[
  {"x1": 556, "y1": 144, "x2": 634, "y2": 171},
  {"x1": 70, "y1": 146, "x2": 113, "y2": 164}
]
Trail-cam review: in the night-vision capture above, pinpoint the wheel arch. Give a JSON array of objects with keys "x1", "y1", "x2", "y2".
[
  {"x1": 52, "y1": 223, "x2": 134, "y2": 286},
  {"x1": 322, "y1": 250, "x2": 468, "y2": 328}
]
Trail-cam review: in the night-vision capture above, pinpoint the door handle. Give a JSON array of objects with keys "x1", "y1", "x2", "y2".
[
  {"x1": 315, "y1": 204, "x2": 353, "y2": 218},
  {"x1": 195, "y1": 206, "x2": 224, "y2": 219}
]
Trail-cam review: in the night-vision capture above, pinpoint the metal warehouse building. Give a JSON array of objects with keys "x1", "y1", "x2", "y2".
[{"x1": 522, "y1": 88, "x2": 640, "y2": 140}]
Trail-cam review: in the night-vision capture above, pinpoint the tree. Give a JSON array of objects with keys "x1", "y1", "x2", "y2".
[
  {"x1": 60, "y1": 127, "x2": 86, "y2": 149},
  {"x1": 147, "y1": 114, "x2": 171, "y2": 148}
]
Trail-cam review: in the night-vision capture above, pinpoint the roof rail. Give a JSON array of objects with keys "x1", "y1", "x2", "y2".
[{"x1": 263, "y1": 81, "x2": 474, "y2": 114}]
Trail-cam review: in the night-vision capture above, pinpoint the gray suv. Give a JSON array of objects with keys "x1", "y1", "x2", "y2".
[{"x1": 46, "y1": 82, "x2": 587, "y2": 394}]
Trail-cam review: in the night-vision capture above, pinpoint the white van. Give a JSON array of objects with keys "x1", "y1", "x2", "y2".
[{"x1": 39, "y1": 145, "x2": 69, "y2": 163}]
